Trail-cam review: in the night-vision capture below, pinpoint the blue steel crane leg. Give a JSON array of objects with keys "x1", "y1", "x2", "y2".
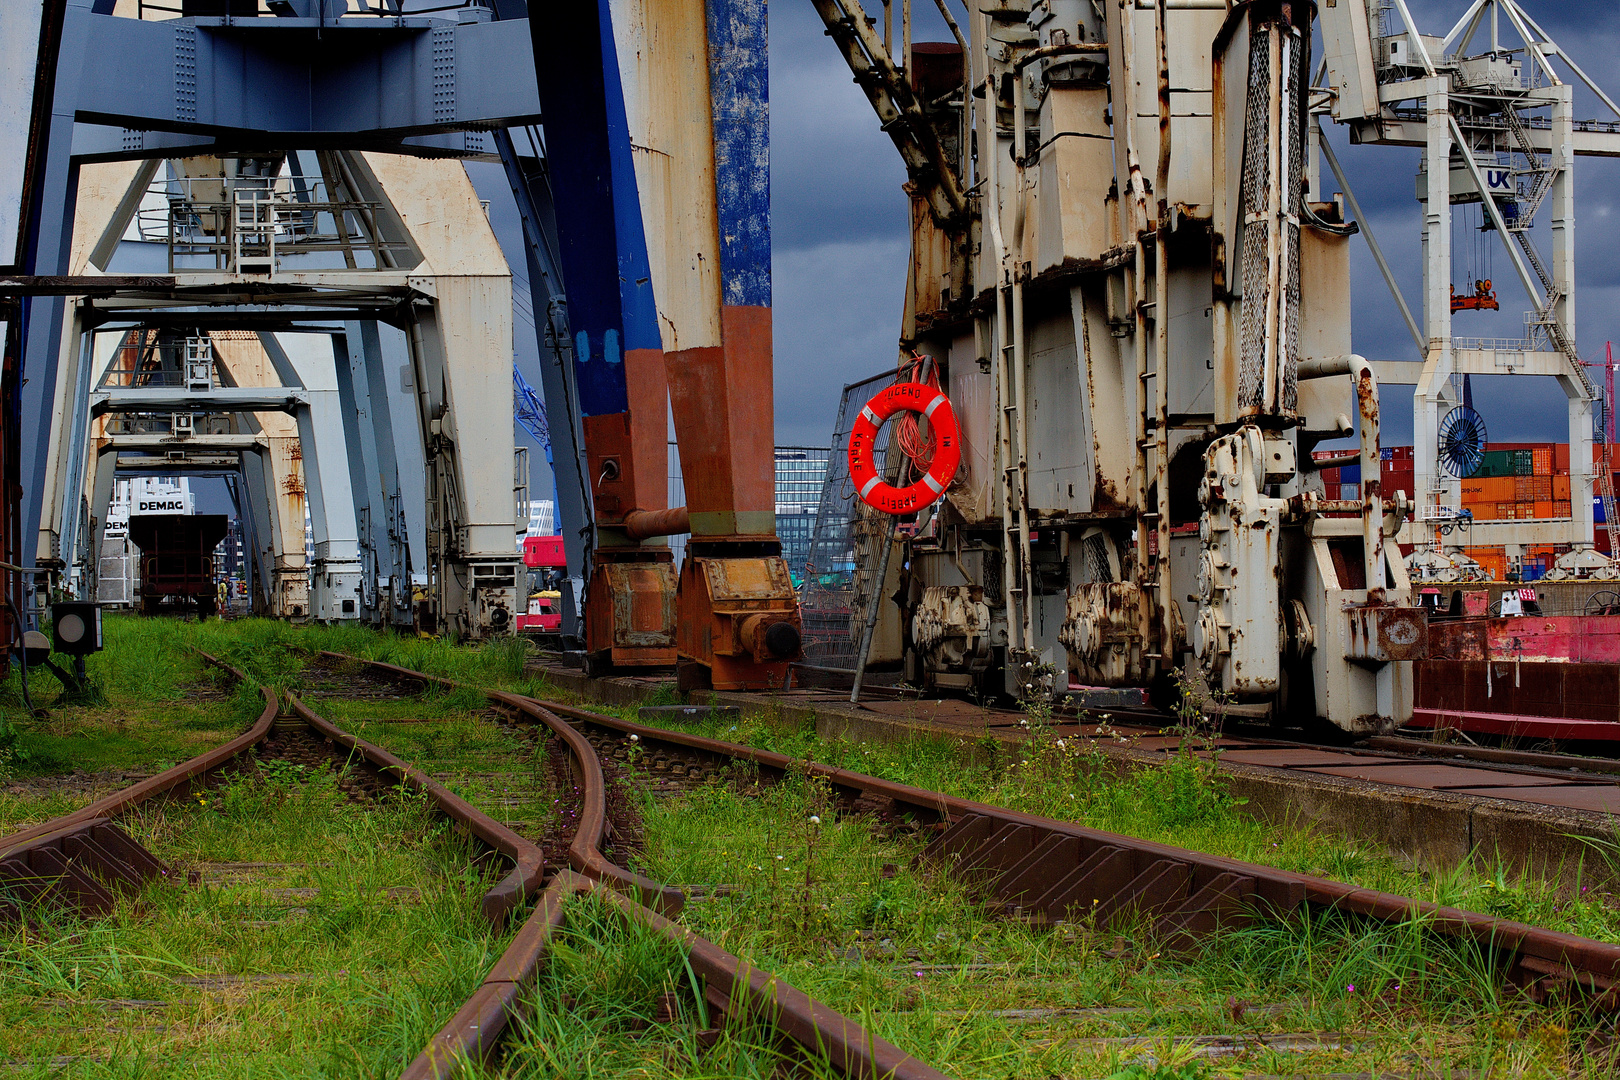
[
  {"x1": 354, "y1": 321, "x2": 415, "y2": 627},
  {"x1": 87, "y1": 446, "x2": 114, "y2": 602},
  {"x1": 240, "y1": 449, "x2": 280, "y2": 615},
  {"x1": 523, "y1": 0, "x2": 674, "y2": 666},
  {"x1": 15, "y1": 2, "x2": 85, "y2": 626},
  {"x1": 333, "y1": 328, "x2": 384, "y2": 622},
  {"x1": 494, "y1": 127, "x2": 592, "y2": 640}
]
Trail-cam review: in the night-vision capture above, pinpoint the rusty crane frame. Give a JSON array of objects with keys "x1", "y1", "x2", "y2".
[{"x1": 812, "y1": 0, "x2": 1428, "y2": 733}]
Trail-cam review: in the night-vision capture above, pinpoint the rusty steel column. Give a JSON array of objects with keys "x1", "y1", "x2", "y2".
[
  {"x1": 533, "y1": 0, "x2": 677, "y2": 673},
  {"x1": 617, "y1": 0, "x2": 801, "y2": 692}
]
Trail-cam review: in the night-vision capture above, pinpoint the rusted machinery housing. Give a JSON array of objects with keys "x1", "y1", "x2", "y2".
[
  {"x1": 129, "y1": 513, "x2": 227, "y2": 618},
  {"x1": 820, "y1": 0, "x2": 1426, "y2": 732}
]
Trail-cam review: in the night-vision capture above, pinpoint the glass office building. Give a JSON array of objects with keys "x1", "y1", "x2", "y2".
[{"x1": 665, "y1": 444, "x2": 830, "y2": 580}]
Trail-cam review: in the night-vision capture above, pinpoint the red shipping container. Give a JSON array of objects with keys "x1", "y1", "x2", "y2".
[
  {"x1": 1322, "y1": 467, "x2": 1340, "y2": 483},
  {"x1": 1554, "y1": 475, "x2": 1571, "y2": 501},
  {"x1": 1556, "y1": 443, "x2": 1569, "y2": 472}
]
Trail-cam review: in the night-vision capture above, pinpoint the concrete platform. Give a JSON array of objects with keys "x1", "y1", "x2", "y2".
[{"x1": 525, "y1": 656, "x2": 1620, "y2": 892}]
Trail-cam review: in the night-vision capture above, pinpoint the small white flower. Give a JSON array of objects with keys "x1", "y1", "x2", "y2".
[
  {"x1": 809, "y1": 815, "x2": 821, "y2": 825},
  {"x1": 629, "y1": 734, "x2": 640, "y2": 742},
  {"x1": 775, "y1": 855, "x2": 784, "y2": 860}
]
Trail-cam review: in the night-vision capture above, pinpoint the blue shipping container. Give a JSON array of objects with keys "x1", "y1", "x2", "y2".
[
  {"x1": 1598, "y1": 497, "x2": 1607, "y2": 524},
  {"x1": 1340, "y1": 464, "x2": 1361, "y2": 483}
]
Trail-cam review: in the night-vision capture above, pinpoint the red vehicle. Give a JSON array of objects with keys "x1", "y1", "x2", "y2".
[
  {"x1": 130, "y1": 514, "x2": 229, "y2": 618},
  {"x1": 518, "y1": 536, "x2": 567, "y2": 633},
  {"x1": 523, "y1": 535, "x2": 566, "y2": 569}
]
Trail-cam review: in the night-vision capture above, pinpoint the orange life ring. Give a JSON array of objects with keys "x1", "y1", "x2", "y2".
[{"x1": 848, "y1": 382, "x2": 961, "y2": 515}]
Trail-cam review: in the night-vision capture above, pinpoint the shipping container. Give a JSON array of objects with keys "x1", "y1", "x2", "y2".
[
  {"x1": 1556, "y1": 500, "x2": 1572, "y2": 517},
  {"x1": 1514, "y1": 449, "x2": 1534, "y2": 476},
  {"x1": 1393, "y1": 446, "x2": 1413, "y2": 461},
  {"x1": 1533, "y1": 447, "x2": 1553, "y2": 475},
  {"x1": 1380, "y1": 446, "x2": 1394, "y2": 461},
  {"x1": 1556, "y1": 443, "x2": 1569, "y2": 472},
  {"x1": 1597, "y1": 497, "x2": 1607, "y2": 525},
  {"x1": 1514, "y1": 475, "x2": 1552, "y2": 501},
  {"x1": 1340, "y1": 464, "x2": 1360, "y2": 484},
  {"x1": 1554, "y1": 475, "x2": 1571, "y2": 501},
  {"x1": 1341, "y1": 483, "x2": 1359, "y2": 501},
  {"x1": 1465, "y1": 545, "x2": 1507, "y2": 580},
  {"x1": 1322, "y1": 466, "x2": 1340, "y2": 484},
  {"x1": 1534, "y1": 500, "x2": 1555, "y2": 518},
  {"x1": 1474, "y1": 450, "x2": 1516, "y2": 477}
]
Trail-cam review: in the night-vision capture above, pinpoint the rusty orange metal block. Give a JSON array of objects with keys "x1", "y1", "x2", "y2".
[
  {"x1": 584, "y1": 551, "x2": 678, "y2": 668},
  {"x1": 675, "y1": 552, "x2": 801, "y2": 690}
]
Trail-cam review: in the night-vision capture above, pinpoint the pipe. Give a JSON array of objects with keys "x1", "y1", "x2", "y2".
[
  {"x1": 982, "y1": 27, "x2": 1019, "y2": 659},
  {"x1": 1011, "y1": 41, "x2": 1035, "y2": 656},
  {"x1": 622, "y1": 506, "x2": 690, "y2": 541},
  {"x1": 1153, "y1": 0, "x2": 1174, "y2": 660},
  {"x1": 1298, "y1": 354, "x2": 1385, "y2": 598},
  {"x1": 1012, "y1": 42, "x2": 1108, "y2": 73},
  {"x1": 850, "y1": 513, "x2": 897, "y2": 704}
]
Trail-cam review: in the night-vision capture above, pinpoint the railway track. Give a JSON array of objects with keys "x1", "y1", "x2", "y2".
[
  {"x1": 569, "y1": 655, "x2": 1620, "y2": 817},
  {"x1": 15, "y1": 643, "x2": 1620, "y2": 1076},
  {"x1": 1, "y1": 652, "x2": 950, "y2": 1079},
  {"x1": 324, "y1": 650, "x2": 1620, "y2": 1010}
]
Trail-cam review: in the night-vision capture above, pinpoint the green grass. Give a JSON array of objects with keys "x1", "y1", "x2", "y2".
[
  {"x1": 10, "y1": 617, "x2": 1615, "y2": 1076},
  {"x1": 620, "y1": 770, "x2": 1614, "y2": 1079},
  {"x1": 487, "y1": 892, "x2": 847, "y2": 1080},
  {"x1": 0, "y1": 760, "x2": 508, "y2": 1078},
  {"x1": 0, "y1": 616, "x2": 257, "y2": 784},
  {"x1": 594, "y1": 701, "x2": 1620, "y2": 947}
]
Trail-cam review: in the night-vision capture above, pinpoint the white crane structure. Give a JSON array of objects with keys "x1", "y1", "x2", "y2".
[{"x1": 1318, "y1": 0, "x2": 1620, "y2": 570}]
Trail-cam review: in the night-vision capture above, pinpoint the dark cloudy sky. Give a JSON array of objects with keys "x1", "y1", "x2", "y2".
[{"x1": 479, "y1": 0, "x2": 1620, "y2": 499}]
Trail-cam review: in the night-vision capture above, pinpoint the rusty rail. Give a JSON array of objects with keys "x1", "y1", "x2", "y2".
[
  {"x1": 513, "y1": 687, "x2": 1620, "y2": 1001},
  {"x1": 400, "y1": 874, "x2": 582, "y2": 1080},
  {"x1": 287, "y1": 696, "x2": 543, "y2": 923},
  {"x1": 0, "y1": 651, "x2": 277, "y2": 918},
  {"x1": 313, "y1": 651, "x2": 955, "y2": 1080},
  {"x1": 0, "y1": 652, "x2": 277, "y2": 857},
  {"x1": 581, "y1": 871, "x2": 951, "y2": 1080},
  {"x1": 327, "y1": 647, "x2": 1620, "y2": 1008}
]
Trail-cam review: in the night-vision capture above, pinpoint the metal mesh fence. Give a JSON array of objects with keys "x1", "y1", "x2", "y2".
[{"x1": 801, "y1": 369, "x2": 897, "y2": 667}]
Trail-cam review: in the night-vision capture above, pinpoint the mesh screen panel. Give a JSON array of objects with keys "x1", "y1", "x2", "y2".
[
  {"x1": 801, "y1": 370, "x2": 895, "y2": 667},
  {"x1": 1238, "y1": 27, "x2": 1272, "y2": 413}
]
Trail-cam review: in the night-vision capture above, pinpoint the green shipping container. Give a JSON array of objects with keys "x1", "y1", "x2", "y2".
[{"x1": 1471, "y1": 450, "x2": 1516, "y2": 477}]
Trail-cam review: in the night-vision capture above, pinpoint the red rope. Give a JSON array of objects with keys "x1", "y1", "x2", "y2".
[{"x1": 893, "y1": 353, "x2": 941, "y2": 472}]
